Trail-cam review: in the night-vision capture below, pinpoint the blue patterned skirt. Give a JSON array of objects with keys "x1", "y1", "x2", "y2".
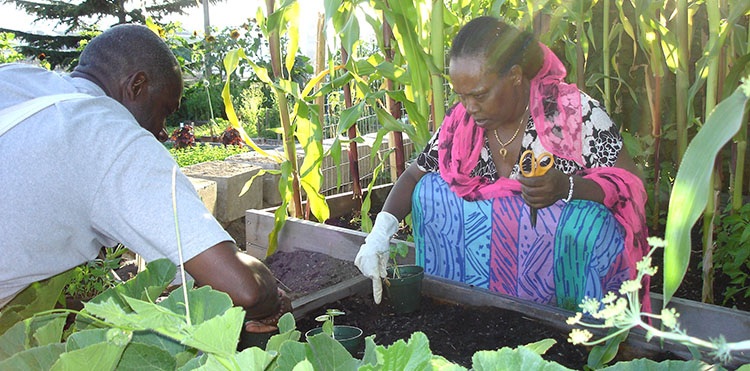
[{"x1": 412, "y1": 173, "x2": 632, "y2": 309}]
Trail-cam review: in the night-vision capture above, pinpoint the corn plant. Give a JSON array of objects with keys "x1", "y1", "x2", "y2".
[
  {"x1": 221, "y1": 0, "x2": 334, "y2": 256},
  {"x1": 663, "y1": 80, "x2": 750, "y2": 306}
]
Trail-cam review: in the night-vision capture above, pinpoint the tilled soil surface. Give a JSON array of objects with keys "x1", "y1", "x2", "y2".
[
  {"x1": 265, "y1": 250, "x2": 591, "y2": 368},
  {"x1": 295, "y1": 293, "x2": 589, "y2": 369},
  {"x1": 265, "y1": 250, "x2": 361, "y2": 301}
]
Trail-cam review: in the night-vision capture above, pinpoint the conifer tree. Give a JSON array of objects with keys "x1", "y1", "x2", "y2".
[{"x1": 1, "y1": 0, "x2": 204, "y2": 69}]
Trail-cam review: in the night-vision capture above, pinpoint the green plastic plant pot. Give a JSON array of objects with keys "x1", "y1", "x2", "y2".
[
  {"x1": 384, "y1": 265, "x2": 425, "y2": 314},
  {"x1": 238, "y1": 328, "x2": 278, "y2": 350},
  {"x1": 305, "y1": 325, "x2": 363, "y2": 355}
]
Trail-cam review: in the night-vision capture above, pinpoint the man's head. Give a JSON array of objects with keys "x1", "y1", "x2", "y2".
[{"x1": 73, "y1": 24, "x2": 182, "y2": 141}]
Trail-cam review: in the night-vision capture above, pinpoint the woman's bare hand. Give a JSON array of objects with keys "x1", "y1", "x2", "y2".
[{"x1": 516, "y1": 168, "x2": 569, "y2": 209}]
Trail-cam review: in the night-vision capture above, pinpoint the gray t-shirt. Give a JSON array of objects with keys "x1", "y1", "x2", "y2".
[{"x1": 0, "y1": 64, "x2": 232, "y2": 307}]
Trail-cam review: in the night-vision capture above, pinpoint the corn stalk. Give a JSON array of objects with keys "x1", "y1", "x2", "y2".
[
  {"x1": 382, "y1": 4, "x2": 406, "y2": 177},
  {"x1": 733, "y1": 25, "x2": 750, "y2": 212},
  {"x1": 220, "y1": 0, "x2": 333, "y2": 256},
  {"x1": 700, "y1": 0, "x2": 721, "y2": 304},
  {"x1": 602, "y1": 0, "x2": 611, "y2": 112},
  {"x1": 675, "y1": 0, "x2": 689, "y2": 162},
  {"x1": 372, "y1": 0, "x2": 437, "y2": 149},
  {"x1": 341, "y1": 45, "x2": 363, "y2": 203},
  {"x1": 430, "y1": 0, "x2": 445, "y2": 130},
  {"x1": 265, "y1": 0, "x2": 303, "y2": 219}
]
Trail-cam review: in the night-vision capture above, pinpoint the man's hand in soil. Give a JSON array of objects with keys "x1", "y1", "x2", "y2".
[
  {"x1": 355, "y1": 212, "x2": 399, "y2": 304},
  {"x1": 184, "y1": 242, "x2": 281, "y2": 320},
  {"x1": 244, "y1": 288, "x2": 292, "y2": 333}
]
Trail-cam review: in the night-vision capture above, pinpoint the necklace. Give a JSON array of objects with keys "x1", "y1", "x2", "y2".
[{"x1": 492, "y1": 104, "x2": 529, "y2": 158}]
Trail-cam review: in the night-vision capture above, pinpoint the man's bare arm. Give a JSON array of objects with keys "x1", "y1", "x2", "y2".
[{"x1": 184, "y1": 241, "x2": 280, "y2": 319}]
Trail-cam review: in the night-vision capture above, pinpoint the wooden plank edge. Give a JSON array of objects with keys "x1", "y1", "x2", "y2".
[{"x1": 291, "y1": 275, "x2": 370, "y2": 320}]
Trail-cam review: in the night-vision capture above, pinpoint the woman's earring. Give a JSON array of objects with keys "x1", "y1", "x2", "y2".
[{"x1": 514, "y1": 78, "x2": 521, "y2": 86}]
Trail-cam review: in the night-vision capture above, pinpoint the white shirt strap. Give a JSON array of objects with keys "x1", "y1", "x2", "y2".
[{"x1": 0, "y1": 93, "x2": 91, "y2": 137}]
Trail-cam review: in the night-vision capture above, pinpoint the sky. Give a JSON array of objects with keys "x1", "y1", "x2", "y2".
[{"x1": 0, "y1": 1, "x2": 372, "y2": 58}]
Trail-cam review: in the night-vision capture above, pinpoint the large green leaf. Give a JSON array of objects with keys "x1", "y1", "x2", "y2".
[
  {"x1": 601, "y1": 359, "x2": 710, "y2": 370},
  {"x1": 158, "y1": 285, "x2": 233, "y2": 326},
  {"x1": 84, "y1": 258, "x2": 176, "y2": 318},
  {"x1": 201, "y1": 347, "x2": 274, "y2": 370},
  {"x1": 31, "y1": 315, "x2": 66, "y2": 347},
  {"x1": 266, "y1": 311, "x2": 299, "y2": 354},
  {"x1": 0, "y1": 342, "x2": 65, "y2": 370},
  {"x1": 121, "y1": 296, "x2": 188, "y2": 334},
  {"x1": 181, "y1": 307, "x2": 244, "y2": 358},
  {"x1": 305, "y1": 332, "x2": 359, "y2": 370},
  {"x1": 117, "y1": 342, "x2": 176, "y2": 371},
  {"x1": 84, "y1": 297, "x2": 141, "y2": 329},
  {"x1": 51, "y1": 329, "x2": 131, "y2": 371},
  {"x1": 131, "y1": 331, "x2": 193, "y2": 362},
  {"x1": 176, "y1": 353, "x2": 206, "y2": 371},
  {"x1": 663, "y1": 83, "x2": 750, "y2": 304},
  {"x1": 292, "y1": 359, "x2": 315, "y2": 371},
  {"x1": 360, "y1": 334, "x2": 378, "y2": 367},
  {"x1": 0, "y1": 268, "x2": 74, "y2": 335},
  {"x1": 471, "y1": 346, "x2": 571, "y2": 370},
  {"x1": 373, "y1": 332, "x2": 433, "y2": 371},
  {"x1": 0, "y1": 320, "x2": 30, "y2": 360},
  {"x1": 65, "y1": 328, "x2": 108, "y2": 351},
  {"x1": 275, "y1": 340, "x2": 309, "y2": 370}
]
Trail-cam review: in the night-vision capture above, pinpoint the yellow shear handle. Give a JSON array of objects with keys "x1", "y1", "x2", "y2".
[{"x1": 519, "y1": 150, "x2": 554, "y2": 177}]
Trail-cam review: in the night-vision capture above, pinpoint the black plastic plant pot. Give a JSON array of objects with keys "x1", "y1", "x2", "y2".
[
  {"x1": 305, "y1": 325, "x2": 364, "y2": 356},
  {"x1": 384, "y1": 265, "x2": 425, "y2": 314},
  {"x1": 238, "y1": 328, "x2": 278, "y2": 350}
]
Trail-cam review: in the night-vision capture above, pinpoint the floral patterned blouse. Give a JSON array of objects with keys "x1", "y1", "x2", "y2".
[{"x1": 416, "y1": 92, "x2": 623, "y2": 180}]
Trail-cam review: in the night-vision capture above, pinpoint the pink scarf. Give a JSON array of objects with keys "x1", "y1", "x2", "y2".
[
  {"x1": 583, "y1": 167, "x2": 652, "y2": 314},
  {"x1": 529, "y1": 45, "x2": 583, "y2": 166},
  {"x1": 437, "y1": 43, "x2": 651, "y2": 312}
]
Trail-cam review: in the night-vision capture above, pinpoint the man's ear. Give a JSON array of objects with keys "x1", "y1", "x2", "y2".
[{"x1": 125, "y1": 71, "x2": 149, "y2": 100}]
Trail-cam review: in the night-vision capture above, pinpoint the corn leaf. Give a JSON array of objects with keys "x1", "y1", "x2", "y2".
[
  {"x1": 663, "y1": 83, "x2": 750, "y2": 304},
  {"x1": 268, "y1": 161, "x2": 293, "y2": 257}
]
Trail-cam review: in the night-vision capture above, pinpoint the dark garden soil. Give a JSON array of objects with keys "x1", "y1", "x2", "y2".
[
  {"x1": 296, "y1": 293, "x2": 592, "y2": 369},
  {"x1": 266, "y1": 250, "x2": 363, "y2": 301},
  {"x1": 265, "y1": 250, "x2": 679, "y2": 368}
]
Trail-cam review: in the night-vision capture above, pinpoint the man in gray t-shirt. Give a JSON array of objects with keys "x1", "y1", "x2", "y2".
[{"x1": 0, "y1": 25, "x2": 288, "y2": 333}]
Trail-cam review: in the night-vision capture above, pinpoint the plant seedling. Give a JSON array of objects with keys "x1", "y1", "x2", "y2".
[
  {"x1": 314, "y1": 308, "x2": 345, "y2": 339},
  {"x1": 388, "y1": 242, "x2": 409, "y2": 279}
]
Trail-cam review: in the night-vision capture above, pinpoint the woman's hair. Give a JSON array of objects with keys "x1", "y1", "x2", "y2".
[{"x1": 450, "y1": 16, "x2": 543, "y2": 79}]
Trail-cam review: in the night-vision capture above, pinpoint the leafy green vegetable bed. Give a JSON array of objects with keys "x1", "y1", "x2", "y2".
[{"x1": 168, "y1": 143, "x2": 249, "y2": 167}]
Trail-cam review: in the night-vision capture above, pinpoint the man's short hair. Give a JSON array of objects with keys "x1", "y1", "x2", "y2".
[{"x1": 76, "y1": 24, "x2": 181, "y2": 92}]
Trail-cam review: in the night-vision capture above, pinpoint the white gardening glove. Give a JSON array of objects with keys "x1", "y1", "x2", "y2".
[{"x1": 354, "y1": 212, "x2": 399, "y2": 304}]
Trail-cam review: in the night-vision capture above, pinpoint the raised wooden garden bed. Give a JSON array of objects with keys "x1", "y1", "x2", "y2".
[{"x1": 246, "y1": 185, "x2": 750, "y2": 368}]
